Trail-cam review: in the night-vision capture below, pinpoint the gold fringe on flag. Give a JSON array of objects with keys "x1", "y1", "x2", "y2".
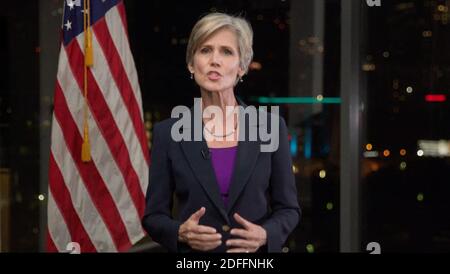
[{"x1": 82, "y1": 0, "x2": 93, "y2": 162}]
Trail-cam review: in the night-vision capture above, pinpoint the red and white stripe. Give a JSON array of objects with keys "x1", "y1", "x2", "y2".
[{"x1": 48, "y1": 2, "x2": 149, "y2": 252}]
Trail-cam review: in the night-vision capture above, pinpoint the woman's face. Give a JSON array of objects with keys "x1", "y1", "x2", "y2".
[{"x1": 189, "y1": 28, "x2": 244, "y2": 93}]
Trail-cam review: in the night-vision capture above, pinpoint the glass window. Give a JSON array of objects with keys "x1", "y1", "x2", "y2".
[{"x1": 361, "y1": 0, "x2": 450, "y2": 252}]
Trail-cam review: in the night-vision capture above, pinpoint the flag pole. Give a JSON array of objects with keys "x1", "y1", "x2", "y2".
[{"x1": 82, "y1": 0, "x2": 93, "y2": 162}]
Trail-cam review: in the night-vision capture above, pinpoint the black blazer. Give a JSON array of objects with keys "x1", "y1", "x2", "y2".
[{"x1": 142, "y1": 99, "x2": 301, "y2": 252}]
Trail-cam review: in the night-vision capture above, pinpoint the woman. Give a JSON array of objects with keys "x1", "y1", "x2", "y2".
[{"x1": 142, "y1": 12, "x2": 300, "y2": 253}]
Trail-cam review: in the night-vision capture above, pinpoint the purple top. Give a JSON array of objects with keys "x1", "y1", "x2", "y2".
[{"x1": 209, "y1": 146, "x2": 238, "y2": 207}]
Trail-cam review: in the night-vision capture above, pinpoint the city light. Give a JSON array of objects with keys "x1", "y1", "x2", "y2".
[
  {"x1": 383, "y1": 149, "x2": 390, "y2": 157},
  {"x1": 425, "y1": 94, "x2": 446, "y2": 102},
  {"x1": 417, "y1": 193, "x2": 424, "y2": 202},
  {"x1": 326, "y1": 202, "x2": 334, "y2": 211},
  {"x1": 418, "y1": 140, "x2": 450, "y2": 157},
  {"x1": 437, "y1": 5, "x2": 448, "y2": 12},
  {"x1": 363, "y1": 151, "x2": 379, "y2": 158},
  {"x1": 306, "y1": 244, "x2": 315, "y2": 253},
  {"x1": 400, "y1": 162, "x2": 407, "y2": 170},
  {"x1": 366, "y1": 143, "x2": 373, "y2": 151},
  {"x1": 406, "y1": 86, "x2": 413, "y2": 93},
  {"x1": 422, "y1": 30, "x2": 433, "y2": 37},
  {"x1": 362, "y1": 63, "x2": 376, "y2": 71},
  {"x1": 38, "y1": 194, "x2": 45, "y2": 201},
  {"x1": 319, "y1": 170, "x2": 326, "y2": 179},
  {"x1": 290, "y1": 132, "x2": 298, "y2": 157},
  {"x1": 417, "y1": 150, "x2": 424, "y2": 157},
  {"x1": 249, "y1": 61, "x2": 262, "y2": 71},
  {"x1": 400, "y1": 149, "x2": 407, "y2": 156}
]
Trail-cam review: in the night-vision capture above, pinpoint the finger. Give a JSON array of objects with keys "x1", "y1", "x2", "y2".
[
  {"x1": 233, "y1": 213, "x2": 252, "y2": 229},
  {"x1": 189, "y1": 233, "x2": 222, "y2": 242},
  {"x1": 191, "y1": 240, "x2": 222, "y2": 247},
  {"x1": 226, "y1": 248, "x2": 253, "y2": 253},
  {"x1": 189, "y1": 207, "x2": 206, "y2": 222},
  {"x1": 226, "y1": 239, "x2": 259, "y2": 250},
  {"x1": 229, "y1": 228, "x2": 251, "y2": 239},
  {"x1": 226, "y1": 239, "x2": 256, "y2": 249},
  {"x1": 193, "y1": 225, "x2": 217, "y2": 234},
  {"x1": 191, "y1": 240, "x2": 222, "y2": 251}
]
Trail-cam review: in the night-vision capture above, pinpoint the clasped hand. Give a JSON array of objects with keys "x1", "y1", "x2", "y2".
[{"x1": 178, "y1": 207, "x2": 267, "y2": 253}]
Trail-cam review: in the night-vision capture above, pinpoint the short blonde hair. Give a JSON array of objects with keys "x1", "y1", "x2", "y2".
[{"x1": 186, "y1": 12, "x2": 254, "y2": 74}]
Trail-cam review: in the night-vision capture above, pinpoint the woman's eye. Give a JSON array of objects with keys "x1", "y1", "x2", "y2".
[
  {"x1": 200, "y1": 48, "x2": 210, "y2": 54},
  {"x1": 223, "y1": 49, "x2": 233, "y2": 55}
]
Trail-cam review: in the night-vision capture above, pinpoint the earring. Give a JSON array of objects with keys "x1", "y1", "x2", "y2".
[
  {"x1": 239, "y1": 77, "x2": 244, "y2": 82},
  {"x1": 190, "y1": 73, "x2": 194, "y2": 80}
]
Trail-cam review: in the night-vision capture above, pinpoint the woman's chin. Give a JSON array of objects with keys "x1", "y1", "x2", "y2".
[{"x1": 200, "y1": 84, "x2": 233, "y2": 93}]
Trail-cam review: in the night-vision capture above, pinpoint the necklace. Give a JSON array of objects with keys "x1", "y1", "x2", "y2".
[
  {"x1": 204, "y1": 121, "x2": 237, "y2": 138},
  {"x1": 201, "y1": 101, "x2": 239, "y2": 138}
]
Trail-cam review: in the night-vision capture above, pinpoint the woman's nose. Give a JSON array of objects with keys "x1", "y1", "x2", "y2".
[{"x1": 210, "y1": 51, "x2": 221, "y2": 67}]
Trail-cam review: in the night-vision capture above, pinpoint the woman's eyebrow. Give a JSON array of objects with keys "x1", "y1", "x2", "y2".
[
  {"x1": 220, "y1": 45, "x2": 235, "y2": 50},
  {"x1": 200, "y1": 43, "x2": 235, "y2": 49}
]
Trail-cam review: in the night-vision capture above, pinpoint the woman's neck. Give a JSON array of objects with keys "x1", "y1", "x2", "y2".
[
  {"x1": 200, "y1": 89, "x2": 239, "y2": 143},
  {"x1": 200, "y1": 88, "x2": 237, "y2": 111}
]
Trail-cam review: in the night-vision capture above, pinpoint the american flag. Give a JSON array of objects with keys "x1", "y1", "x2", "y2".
[{"x1": 47, "y1": 0, "x2": 149, "y2": 252}]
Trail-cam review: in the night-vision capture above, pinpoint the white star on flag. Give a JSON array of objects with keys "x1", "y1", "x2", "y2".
[
  {"x1": 66, "y1": 0, "x2": 75, "y2": 10},
  {"x1": 64, "y1": 20, "x2": 72, "y2": 31}
]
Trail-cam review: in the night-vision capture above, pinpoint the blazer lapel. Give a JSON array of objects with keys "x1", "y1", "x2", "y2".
[
  {"x1": 226, "y1": 121, "x2": 261, "y2": 213},
  {"x1": 227, "y1": 97, "x2": 262, "y2": 212},
  {"x1": 179, "y1": 108, "x2": 229, "y2": 222}
]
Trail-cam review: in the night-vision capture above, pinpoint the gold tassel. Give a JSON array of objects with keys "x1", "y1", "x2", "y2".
[
  {"x1": 85, "y1": 27, "x2": 93, "y2": 66},
  {"x1": 81, "y1": 124, "x2": 91, "y2": 162},
  {"x1": 81, "y1": 0, "x2": 92, "y2": 163},
  {"x1": 85, "y1": 0, "x2": 93, "y2": 66}
]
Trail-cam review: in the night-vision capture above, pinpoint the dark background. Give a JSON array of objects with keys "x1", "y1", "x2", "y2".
[{"x1": 1, "y1": 0, "x2": 449, "y2": 252}]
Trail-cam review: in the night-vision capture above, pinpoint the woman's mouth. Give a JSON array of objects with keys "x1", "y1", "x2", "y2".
[{"x1": 207, "y1": 71, "x2": 222, "y2": 81}]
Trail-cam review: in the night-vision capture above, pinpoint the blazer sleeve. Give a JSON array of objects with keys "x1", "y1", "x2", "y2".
[
  {"x1": 262, "y1": 116, "x2": 301, "y2": 252},
  {"x1": 142, "y1": 122, "x2": 181, "y2": 252}
]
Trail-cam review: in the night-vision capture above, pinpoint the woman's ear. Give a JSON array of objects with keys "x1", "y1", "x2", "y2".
[
  {"x1": 188, "y1": 63, "x2": 194, "y2": 74},
  {"x1": 238, "y1": 66, "x2": 245, "y2": 78}
]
